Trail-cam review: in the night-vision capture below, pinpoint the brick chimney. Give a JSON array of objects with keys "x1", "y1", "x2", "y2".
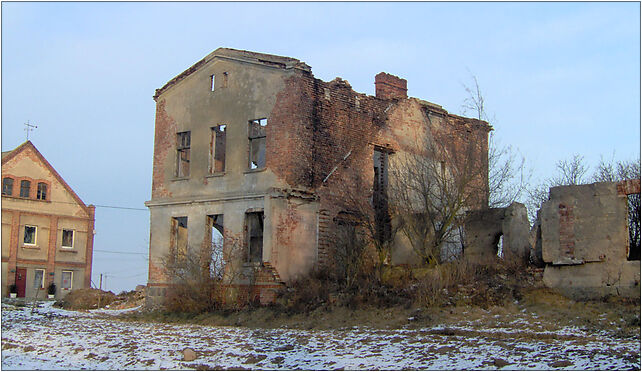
[{"x1": 375, "y1": 72, "x2": 407, "y2": 99}]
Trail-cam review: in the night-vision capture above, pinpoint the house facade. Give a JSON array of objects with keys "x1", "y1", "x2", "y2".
[
  {"x1": 1, "y1": 141, "x2": 95, "y2": 299},
  {"x1": 146, "y1": 48, "x2": 491, "y2": 305}
]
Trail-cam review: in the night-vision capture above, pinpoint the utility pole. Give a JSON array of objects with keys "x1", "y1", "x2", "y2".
[
  {"x1": 99, "y1": 274, "x2": 103, "y2": 290},
  {"x1": 24, "y1": 121, "x2": 37, "y2": 141}
]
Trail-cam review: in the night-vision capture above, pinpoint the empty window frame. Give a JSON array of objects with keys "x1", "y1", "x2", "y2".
[
  {"x1": 627, "y1": 193, "x2": 640, "y2": 261},
  {"x1": 209, "y1": 125, "x2": 226, "y2": 173},
  {"x1": 23, "y1": 225, "x2": 37, "y2": 245},
  {"x1": 34, "y1": 269, "x2": 45, "y2": 289},
  {"x1": 207, "y1": 214, "x2": 225, "y2": 278},
  {"x1": 20, "y1": 180, "x2": 31, "y2": 198},
  {"x1": 248, "y1": 119, "x2": 267, "y2": 169},
  {"x1": 37, "y1": 182, "x2": 47, "y2": 200},
  {"x1": 373, "y1": 148, "x2": 391, "y2": 243},
  {"x1": 176, "y1": 131, "x2": 191, "y2": 177},
  {"x1": 210, "y1": 74, "x2": 216, "y2": 92},
  {"x1": 171, "y1": 217, "x2": 188, "y2": 256},
  {"x1": 246, "y1": 211, "x2": 264, "y2": 263},
  {"x1": 61, "y1": 271, "x2": 73, "y2": 290},
  {"x1": 62, "y1": 229, "x2": 74, "y2": 249},
  {"x1": 2, "y1": 177, "x2": 13, "y2": 195}
]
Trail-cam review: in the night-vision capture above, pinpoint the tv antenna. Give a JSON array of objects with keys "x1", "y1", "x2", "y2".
[{"x1": 24, "y1": 121, "x2": 37, "y2": 141}]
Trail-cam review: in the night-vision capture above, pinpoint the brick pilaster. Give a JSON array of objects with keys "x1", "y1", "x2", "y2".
[
  {"x1": 46, "y1": 216, "x2": 58, "y2": 286},
  {"x1": 8, "y1": 210, "x2": 20, "y2": 285},
  {"x1": 84, "y1": 205, "x2": 96, "y2": 288}
]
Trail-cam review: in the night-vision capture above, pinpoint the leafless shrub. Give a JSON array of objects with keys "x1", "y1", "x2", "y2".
[{"x1": 162, "y1": 234, "x2": 248, "y2": 313}]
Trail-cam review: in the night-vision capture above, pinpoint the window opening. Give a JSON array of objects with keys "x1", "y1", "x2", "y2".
[
  {"x1": 2, "y1": 178, "x2": 13, "y2": 195},
  {"x1": 246, "y1": 212, "x2": 264, "y2": 262},
  {"x1": 627, "y1": 193, "x2": 640, "y2": 261},
  {"x1": 23, "y1": 225, "x2": 36, "y2": 245},
  {"x1": 176, "y1": 131, "x2": 191, "y2": 177},
  {"x1": 171, "y1": 217, "x2": 188, "y2": 256},
  {"x1": 210, "y1": 125, "x2": 226, "y2": 173},
  {"x1": 62, "y1": 229, "x2": 74, "y2": 248},
  {"x1": 20, "y1": 180, "x2": 31, "y2": 198},
  {"x1": 208, "y1": 214, "x2": 225, "y2": 278},
  {"x1": 373, "y1": 148, "x2": 391, "y2": 243},
  {"x1": 37, "y1": 182, "x2": 47, "y2": 200},
  {"x1": 248, "y1": 119, "x2": 267, "y2": 169},
  {"x1": 34, "y1": 269, "x2": 45, "y2": 289},
  {"x1": 61, "y1": 271, "x2": 73, "y2": 290},
  {"x1": 494, "y1": 233, "x2": 504, "y2": 259},
  {"x1": 210, "y1": 74, "x2": 216, "y2": 92}
]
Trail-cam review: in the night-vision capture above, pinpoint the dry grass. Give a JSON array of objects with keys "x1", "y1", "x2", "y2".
[{"x1": 55, "y1": 289, "x2": 117, "y2": 310}]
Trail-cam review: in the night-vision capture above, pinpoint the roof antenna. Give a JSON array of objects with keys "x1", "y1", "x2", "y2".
[{"x1": 24, "y1": 121, "x2": 37, "y2": 141}]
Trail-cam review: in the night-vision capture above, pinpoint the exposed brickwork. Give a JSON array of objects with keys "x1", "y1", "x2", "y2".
[
  {"x1": 267, "y1": 71, "x2": 490, "y2": 264},
  {"x1": 375, "y1": 72, "x2": 407, "y2": 99},
  {"x1": 151, "y1": 100, "x2": 175, "y2": 199},
  {"x1": 617, "y1": 179, "x2": 641, "y2": 195},
  {"x1": 558, "y1": 203, "x2": 575, "y2": 258}
]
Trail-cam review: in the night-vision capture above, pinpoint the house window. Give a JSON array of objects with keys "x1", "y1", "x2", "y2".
[
  {"x1": 171, "y1": 217, "x2": 188, "y2": 256},
  {"x1": 23, "y1": 225, "x2": 37, "y2": 245},
  {"x1": 246, "y1": 211, "x2": 264, "y2": 262},
  {"x1": 37, "y1": 182, "x2": 47, "y2": 200},
  {"x1": 20, "y1": 180, "x2": 31, "y2": 198},
  {"x1": 248, "y1": 119, "x2": 267, "y2": 169},
  {"x1": 2, "y1": 178, "x2": 13, "y2": 195},
  {"x1": 34, "y1": 269, "x2": 45, "y2": 289},
  {"x1": 176, "y1": 131, "x2": 191, "y2": 177},
  {"x1": 62, "y1": 229, "x2": 74, "y2": 249},
  {"x1": 210, "y1": 74, "x2": 216, "y2": 92},
  {"x1": 209, "y1": 125, "x2": 226, "y2": 173},
  {"x1": 61, "y1": 271, "x2": 73, "y2": 290}
]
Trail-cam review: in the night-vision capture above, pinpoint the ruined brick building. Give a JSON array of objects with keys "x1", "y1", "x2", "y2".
[
  {"x1": 145, "y1": 48, "x2": 490, "y2": 305},
  {"x1": 2, "y1": 141, "x2": 95, "y2": 299}
]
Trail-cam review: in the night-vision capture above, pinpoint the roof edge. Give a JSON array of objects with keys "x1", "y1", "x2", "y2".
[
  {"x1": 153, "y1": 47, "x2": 311, "y2": 100},
  {"x1": 1, "y1": 141, "x2": 92, "y2": 215}
]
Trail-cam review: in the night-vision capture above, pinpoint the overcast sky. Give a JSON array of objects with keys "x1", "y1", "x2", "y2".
[{"x1": 2, "y1": 2, "x2": 639, "y2": 292}]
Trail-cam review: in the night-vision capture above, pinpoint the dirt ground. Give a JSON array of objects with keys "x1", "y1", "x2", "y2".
[
  {"x1": 2, "y1": 299, "x2": 640, "y2": 370},
  {"x1": 122, "y1": 288, "x2": 640, "y2": 342}
]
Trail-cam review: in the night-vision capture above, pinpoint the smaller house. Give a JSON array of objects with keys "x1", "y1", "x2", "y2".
[{"x1": 1, "y1": 141, "x2": 95, "y2": 299}]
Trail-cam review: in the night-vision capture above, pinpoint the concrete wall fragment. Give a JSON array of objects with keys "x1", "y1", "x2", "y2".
[
  {"x1": 464, "y1": 202, "x2": 531, "y2": 264},
  {"x1": 539, "y1": 181, "x2": 640, "y2": 299}
]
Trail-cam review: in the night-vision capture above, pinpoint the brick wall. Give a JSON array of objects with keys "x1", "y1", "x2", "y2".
[{"x1": 375, "y1": 72, "x2": 407, "y2": 99}]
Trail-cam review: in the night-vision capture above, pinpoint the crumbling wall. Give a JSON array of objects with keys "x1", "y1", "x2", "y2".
[
  {"x1": 464, "y1": 202, "x2": 531, "y2": 264},
  {"x1": 539, "y1": 181, "x2": 640, "y2": 299}
]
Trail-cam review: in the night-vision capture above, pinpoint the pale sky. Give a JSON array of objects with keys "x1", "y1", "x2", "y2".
[{"x1": 2, "y1": 2, "x2": 640, "y2": 292}]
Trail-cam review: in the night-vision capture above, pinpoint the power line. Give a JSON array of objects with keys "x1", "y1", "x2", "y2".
[
  {"x1": 18, "y1": 199, "x2": 148, "y2": 211},
  {"x1": 94, "y1": 249, "x2": 148, "y2": 255}
]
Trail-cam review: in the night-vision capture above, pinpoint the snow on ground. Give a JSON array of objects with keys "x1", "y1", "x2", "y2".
[{"x1": 2, "y1": 301, "x2": 640, "y2": 370}]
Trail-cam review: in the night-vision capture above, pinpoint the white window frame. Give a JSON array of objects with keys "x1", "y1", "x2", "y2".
[
  {"x1": 34, "y1": 269, "x2": 45, "y2": 289},
  {"x1": 23, "y1": 225, "x2": 37, "y2": 246},
  {"x1": 211, "y1": 74, "x2": 216, "y2": 92},
  {"x1": 61, "y1": 229, "x2": 75, "y2": 249},
  {"x1": 61, "y1": 271, "x2": 73, "y2": 290}
]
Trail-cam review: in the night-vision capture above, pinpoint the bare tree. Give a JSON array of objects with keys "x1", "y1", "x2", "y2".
[
  {"x1": 389, "y1": 134, "x2": 487, "y2": 266},
  {"x1": 461, "y1": 74, "x2": 529, "y2": 208},
  {"x1": 594, "y1": 156, "x2": 640, "y2": 260},
  {"x1": 526, "y1": 153, "x2": 589, "y2": 223}
]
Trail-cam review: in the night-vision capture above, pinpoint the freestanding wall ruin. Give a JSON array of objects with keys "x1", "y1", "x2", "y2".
[{"x1": 538, "y1": 180, "x2": 640, "y2": 299}]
